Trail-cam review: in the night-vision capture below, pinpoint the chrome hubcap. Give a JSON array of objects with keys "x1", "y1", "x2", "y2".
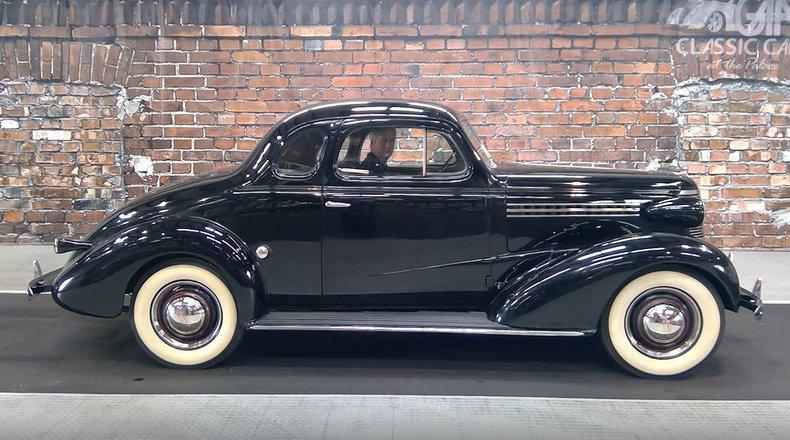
[
  {"x1": 164, "y1": 295, "x2": 207, "y2": 336},
  {"x1": 625, "y1": 287, "x2": 702, "y2": 359},
  {"x1": 641, "y1": 304, "x2": 686, "y2": 344},
  {"x1": 150, "y1": 281, "x2": 222, "y2": 350}
]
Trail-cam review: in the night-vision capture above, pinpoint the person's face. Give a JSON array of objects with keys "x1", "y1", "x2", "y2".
[{"x1": 370, "y1": 130, "x2": 396, "y2": 162}]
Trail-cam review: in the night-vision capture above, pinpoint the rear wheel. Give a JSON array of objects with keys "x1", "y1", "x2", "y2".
[
  {"x1": 130, "y1": 264, "x2": 243, "y2": 368},
  {"x1": 706, "y1": 11, "x2": 725, "y2": 33},
  {"x1": 601, "y1": 270, "x2": 724, "y2": 378}
]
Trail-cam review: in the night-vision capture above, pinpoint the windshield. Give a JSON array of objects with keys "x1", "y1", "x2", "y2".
[{"x1": 459, "y1": 117, "x2": 497, "y2": 170}]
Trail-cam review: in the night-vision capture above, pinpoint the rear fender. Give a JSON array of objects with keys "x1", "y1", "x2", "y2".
[
  {"x1": 489, "y1": 233, "x2": 740, "y2": 330},
  {"x1": 52, "y1": 217, "x2": 261, "y2": 320}
]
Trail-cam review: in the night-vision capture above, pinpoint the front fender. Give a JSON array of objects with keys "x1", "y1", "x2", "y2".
[
  {"x1": 489, "y1": 233, "x2": 740, "y2": 330},
  {"x1": 52, "y1": 216, "x2": 261, "y2": 320}
]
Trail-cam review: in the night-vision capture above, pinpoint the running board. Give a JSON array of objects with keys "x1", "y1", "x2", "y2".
[{"x1": 246, "y1": 311, "x2": 595, "y2": 337}]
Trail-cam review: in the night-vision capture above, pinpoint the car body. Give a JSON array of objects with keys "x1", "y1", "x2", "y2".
[
  {"x1": 667, "y1": 0, "x2": 740, "y2": 33},
  {"x1": 28, "y1": 100, "x2": 763, "y2": 377}
]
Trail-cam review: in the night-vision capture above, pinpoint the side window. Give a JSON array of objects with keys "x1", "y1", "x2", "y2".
[
  {"x1": 336, "y1": 126, "x2": 468, "y2": 178},
  {"x1": 274, "y1": 127, "x2": 326, "y2": 178}
]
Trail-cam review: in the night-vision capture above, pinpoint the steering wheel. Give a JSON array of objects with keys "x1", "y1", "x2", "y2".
[{"x1": 438, "y1": 151, "x2": 457, "y2": 173}]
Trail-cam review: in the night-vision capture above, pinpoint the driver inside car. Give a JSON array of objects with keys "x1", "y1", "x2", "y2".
[{"x1": 361, "y1": 127, "x2": 396, "y2": 176}]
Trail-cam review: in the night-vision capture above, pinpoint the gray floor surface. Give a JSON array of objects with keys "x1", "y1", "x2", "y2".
[{"x1": 0, "y1": 393, "x2": 787, "y2": 440}]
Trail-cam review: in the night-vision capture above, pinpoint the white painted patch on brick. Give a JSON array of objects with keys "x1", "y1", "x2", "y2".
[
  {"x1": 682, "y1": 126, "x2": 718, "y2": 137},
  {"x1": 0, "y1": 119, "x2": 19, "y2": 129},
  {"x1": 728, "y1": 152, "x2": 740, "y2": 161},
  {"x1": 31, "y1": 130, "x2": 71, "y2": 141},
  {"x1": 644, "y1": 157, "x2": 680, "y2": 171},
  {"x1": 729, "y1": 140, "x2": 749, "y2": 150},
  {"x1": 783, "y1": 151, "x2": 790, "y2": 163},
  {"x1": 746, "y1": 201, "x2": 766, "y2": 212},
  {"x1": 118, "y1": 94, "x2": 151, "y2": 119},
  {"x1": 129, "y1": 155, "x2": 154, "y2": 177},
  {"x1": 699, "y1": 151, "x2": 710, "y2": 161},
  {"x1": 772, "y1": 209, "x2": 790, "y2": 228},
  {"x1": 645, "y1": 158, "x2": 660, "y2": 171}
]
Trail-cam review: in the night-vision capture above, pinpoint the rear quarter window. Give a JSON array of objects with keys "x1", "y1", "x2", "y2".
[{"x1": 274, "y1": 128, "x2": 327, "y2": 178}]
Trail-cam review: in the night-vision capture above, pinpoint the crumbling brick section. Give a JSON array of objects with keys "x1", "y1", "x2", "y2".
[
  {"x1": 677, "y1": 81, "x2": 790, "y2": 248},
  {"x1": 0, "y1": 41, "x2": 134, "y2": 243},
  {"x1": 0, "y1": 80, "x2": 126, "y2": 243}
]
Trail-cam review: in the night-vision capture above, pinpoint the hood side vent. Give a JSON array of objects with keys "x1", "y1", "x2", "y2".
[{"x1": 506, "y1": 202, "x2": 643, "y2": 218}]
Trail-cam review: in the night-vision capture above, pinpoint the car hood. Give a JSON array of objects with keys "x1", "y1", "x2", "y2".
[
  {"x1": 83, "y1": 167, "x2": 237, "y2": 244},
  {"x1": 494, "y1": 163, "x2": 696, "y2": 197}
]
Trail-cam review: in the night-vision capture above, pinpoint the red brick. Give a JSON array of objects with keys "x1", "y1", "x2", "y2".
[
  {"x1": 162, "y1": 26, "x2": 201, "y2": 37},
  {"x1": 72, "y1": 27, "x2": 114, "y2": 39},
  {"x1": 2, "y1": 212, "x2": 23, "y2": 223},
  {"x1": 203, "y1": 25, "x2": 246, "y2": 37},
  {"x1": 290, "y1": 26, "x2": 333, "y2": 37},
  {"x1": 341, "y1": 25, "x2": 374, "y2": 37},
  {"x1": 584, "y1": 126, "x2": 627, "y2": 137},
  {"x1": 331, "y1": 76, "x2": 373, "y2": 87},
  {"x1": 116, "y1": 25, "x2": 157, "y2": 37},
  {"x1": 419, "y1": 25, "x2": 462, "y2": 36},
  {"x1": 246, "y1": 26, "x2": 289, "y2": 37},
  {"x1": 515, "y1": 101, "x2": 557, "y2": 112},
  {"x1": 30, "y1": 26, "x2": 69, "y2": 38},
  {"x1": 0, "y1": 26, "x2": 28, "y2": 37},
  {"x1": 227, "y1": 102, "x2": 268, "y2": 112},
  {"x1": 231, "y1": 51, "x2": 272, "y2": 63},
  {"x1": 190, "y1": 51, "x2": 231, "y2": 63},
  {"x1": 375, "y1": 26, "x2": 418, "y2": 37},
  {"x1": 592, "y1": 24, "x2": 636, "y2": 36}
]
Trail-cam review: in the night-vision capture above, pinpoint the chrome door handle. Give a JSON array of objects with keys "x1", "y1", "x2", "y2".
[{"x1": 325, "y1": 201, "x2": 351, "y2": 208}]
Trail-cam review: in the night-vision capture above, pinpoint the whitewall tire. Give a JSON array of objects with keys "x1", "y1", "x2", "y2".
[
  {"x1": 601, "y1": 270, "x2": 724, "y2": 378},
  {"x1": 131, "y1": 264, "x2": 243, "y2": 368}
]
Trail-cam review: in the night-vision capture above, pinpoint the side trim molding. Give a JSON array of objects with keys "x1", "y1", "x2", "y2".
[{"x1": 246, "y1": 323, "x2": 595, "y2": 337}]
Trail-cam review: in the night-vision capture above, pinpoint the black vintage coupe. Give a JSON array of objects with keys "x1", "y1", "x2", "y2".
[{"x1": 28, "y1": 100, "x2": 763, "y2": 377}]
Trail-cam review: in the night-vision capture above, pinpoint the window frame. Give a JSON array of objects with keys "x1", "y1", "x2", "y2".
[
  {"x1": 332, "y1": 122, "x2": 473, "y2": 183},
  {"x1": 272, "y1": 125, "x2": 329, "y2": 181}
]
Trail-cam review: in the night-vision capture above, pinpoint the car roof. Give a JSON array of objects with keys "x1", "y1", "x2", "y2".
[{"x1": 274, "y1": 100, "x2": 464, "y2": 133}]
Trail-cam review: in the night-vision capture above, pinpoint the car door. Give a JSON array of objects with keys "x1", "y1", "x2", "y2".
[
  {"x1": 321, "y1": 119, "x2": 492, "y2": 308},
  {"x1": 230, "y1": 122, "x2": 329, "y2": 300}
]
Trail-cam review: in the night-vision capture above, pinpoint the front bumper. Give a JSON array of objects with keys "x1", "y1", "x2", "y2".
[
  {"x1": 739, "y1": 278, "x2": 764, "y2": 321},
  {"x1": 27, "y1": 259, "x2": 59, "y2": 299}
]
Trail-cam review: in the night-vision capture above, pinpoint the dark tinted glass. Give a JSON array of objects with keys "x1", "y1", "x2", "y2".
[{"x1": 275, "y1": 128, "x2": 326, "y2": 177}]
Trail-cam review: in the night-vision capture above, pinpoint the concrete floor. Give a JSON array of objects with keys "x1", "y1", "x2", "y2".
[{"x1": 0, "y1": 393, "x2": 787, "y2": 440}]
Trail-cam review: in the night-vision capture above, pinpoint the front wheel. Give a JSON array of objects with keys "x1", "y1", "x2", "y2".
[
  {"x1": 130, "y1": 264, "x2": 243, "y2": 368},
  {"x1": 601, "y1": 270, "x2": 724, "y2": 378}
]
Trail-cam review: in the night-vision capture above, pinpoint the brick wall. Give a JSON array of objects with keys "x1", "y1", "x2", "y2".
[
  {"x1": 0, "y1": 80, "x2": 126, "y2": 240},
  {"x1": 0, "y1": 0, "x2": 788, "y2": 248},
  {"x1": 677, "y1": 81, "x2": 790, "y2": 248}
]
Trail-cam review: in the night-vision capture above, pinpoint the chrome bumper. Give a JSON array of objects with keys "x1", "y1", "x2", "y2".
[
  {"x1": 739, "y1": 278, "x2": 764, "y2": 321},
  {"x1": 27, "y1": 259, "x2": 57, "y2": 300}
]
